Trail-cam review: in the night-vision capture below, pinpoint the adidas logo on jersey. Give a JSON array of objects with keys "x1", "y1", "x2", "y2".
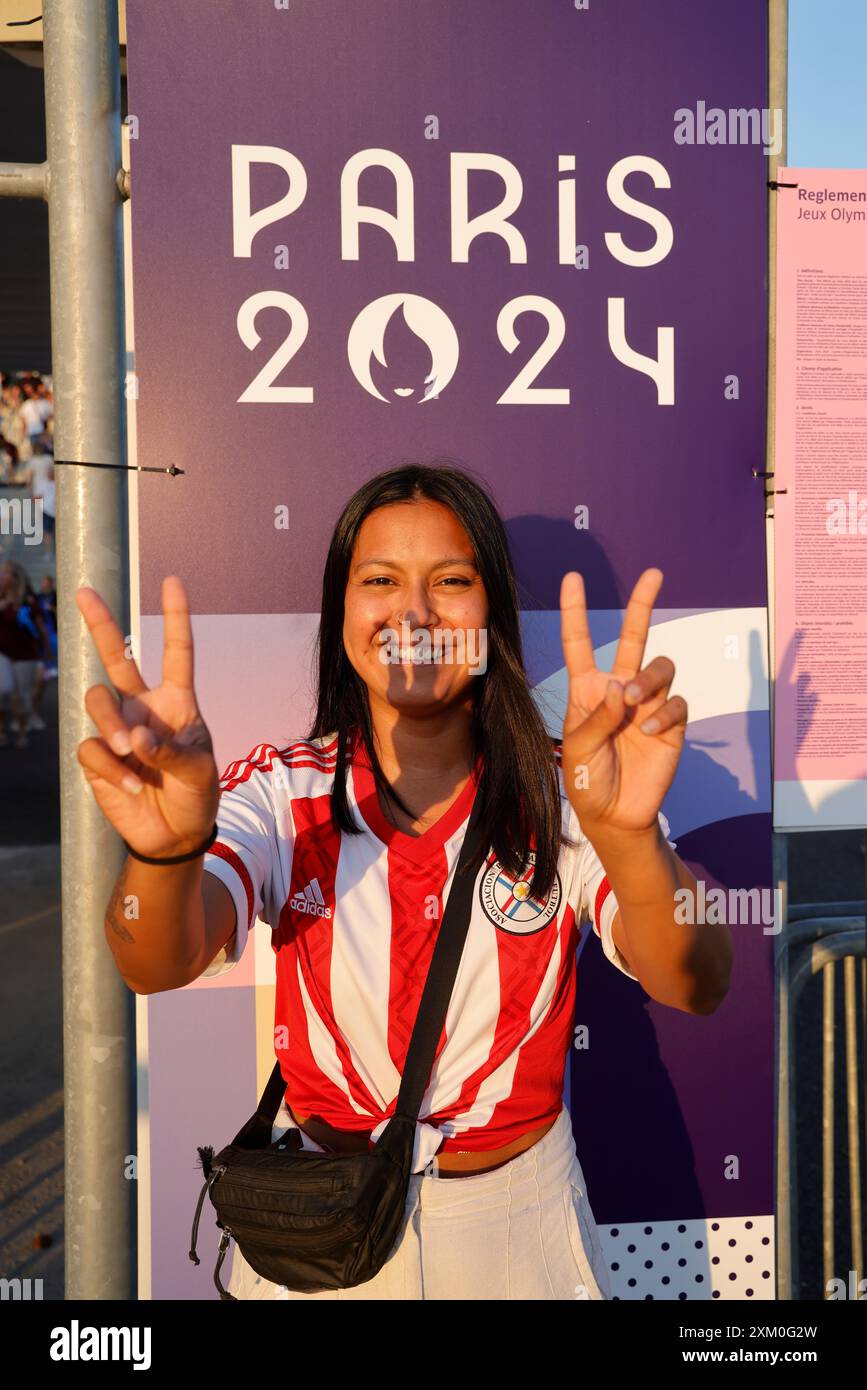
[{"x1": 289, "y1": 877, "x2": 332, "y2": 918}]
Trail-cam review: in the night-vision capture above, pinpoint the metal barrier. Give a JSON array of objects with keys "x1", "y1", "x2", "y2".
[{"x1": 777, "y1": 899, "x2": 866, "y2": 1299}]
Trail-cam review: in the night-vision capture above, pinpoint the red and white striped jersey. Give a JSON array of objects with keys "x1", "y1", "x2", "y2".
[{"x1": 201, "y1": 730, "x2": 658, "y2": 1173}]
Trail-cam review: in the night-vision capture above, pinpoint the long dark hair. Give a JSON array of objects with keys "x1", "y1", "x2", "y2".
[{"x1": 306, "y1": 462, "x2": 574, "y2": 900}]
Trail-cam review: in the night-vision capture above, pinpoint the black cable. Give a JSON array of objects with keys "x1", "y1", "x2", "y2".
[{"x1": 52, "y1": 459, "x2": 185, "y2": 476}]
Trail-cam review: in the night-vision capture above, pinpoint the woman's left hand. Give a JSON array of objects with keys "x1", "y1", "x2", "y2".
[{"x1": 560, "y1": 567, "x2": 687, "y2": 837}]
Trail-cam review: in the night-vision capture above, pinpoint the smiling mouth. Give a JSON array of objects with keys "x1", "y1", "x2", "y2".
[
  {"x1": 393, "y1": 387, "x2": 414, "y2": 397},
  {"x1": 397, "y1": 652, "x2": 436, "y2": 664}
]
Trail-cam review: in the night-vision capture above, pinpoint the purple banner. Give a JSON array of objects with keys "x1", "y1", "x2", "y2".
[{"x1": 126, "y1": 0, "x2": 772, "y2": 1300}]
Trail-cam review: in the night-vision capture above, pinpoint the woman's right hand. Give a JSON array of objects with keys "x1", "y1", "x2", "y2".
[{"x1": 76, "y1": 575, "x2": 221, "y2": 858}]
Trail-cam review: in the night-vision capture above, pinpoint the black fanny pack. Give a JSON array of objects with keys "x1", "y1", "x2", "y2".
[{"x1": 188, "y1": 791, "x2": 485, "y2": 1298}]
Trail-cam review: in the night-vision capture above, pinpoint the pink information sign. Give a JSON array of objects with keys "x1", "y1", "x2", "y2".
[{"x1": 773, "y1": 167, "x2": 867, "y2": 830}]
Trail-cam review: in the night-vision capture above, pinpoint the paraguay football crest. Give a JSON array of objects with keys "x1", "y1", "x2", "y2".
[{"x1": 479, "y1": 852, "x2": 562, "y2": 935}]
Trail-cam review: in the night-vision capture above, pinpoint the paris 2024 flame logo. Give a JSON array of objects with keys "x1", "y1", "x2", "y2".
[{"x1": 347, "y1": 293, "x2": 460, "y2": 403}]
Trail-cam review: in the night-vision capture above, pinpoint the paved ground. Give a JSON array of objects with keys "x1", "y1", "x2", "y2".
[
  {"x1": 0, "y1": 513, "x2": 63, "y2": 1297},
  {"x1": 0, "y1": 686, "x2": 60, "y2": 845},
  {"x1": 0, "y1": 612, "x2": 863, "y2": 1300}
]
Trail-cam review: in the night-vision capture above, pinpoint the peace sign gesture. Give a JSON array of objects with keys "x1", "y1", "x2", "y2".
[
  {"x1": 560, "y1": 567, "x2": 686, "y2": 837},
  {"x1": 75, "y1": 576, "x2": 220, "y2": 858}
]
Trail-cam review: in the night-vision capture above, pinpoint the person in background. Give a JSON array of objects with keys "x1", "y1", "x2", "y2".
[
  {"x1": 21, "y1": 567, "x2": 53, "y2": 729},
  {"x1": 0, "y1": 560, "x2": 52, "y2": 749},
  {"x1": 20, "y1": 377, "x2": 50, "y2": 453},
  {"x1": 0, "y1": 381, "x2": 27, "y2": 475},
  {"x1": 37, "y1": 377, "x2": 54, "y2": 439},
  {"x1": 25, "y1": 436, "x2": 56, "y2": 556},
  {"x1": 37, "y1": 573, "x2": 58, "y2": 677}
]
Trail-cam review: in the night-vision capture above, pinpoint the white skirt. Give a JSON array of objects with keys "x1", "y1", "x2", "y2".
[{"x1": 226, "y1": 1105, "x2": 612, "y2": 1301}]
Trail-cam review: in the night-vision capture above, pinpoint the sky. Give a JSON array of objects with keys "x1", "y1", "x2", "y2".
[{"x1": 788, "y1": 0, "x2": 867, "y2": 168}]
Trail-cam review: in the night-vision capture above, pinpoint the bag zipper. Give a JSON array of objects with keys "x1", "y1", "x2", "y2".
[
  {"x1": 214, "y1": 1167, "x2": 350, "y2": 1196},
  {"x1": 206, "y1": 1198, "x2": 360, "y2": 1234},
  {"x1": 218, "y1": 1219, "x2": 359, "y2": 1250}
]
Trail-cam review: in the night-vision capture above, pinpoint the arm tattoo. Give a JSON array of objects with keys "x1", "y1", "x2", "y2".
[{"x1": 106, "y1": 859, "x2": 136, "y2": 945}]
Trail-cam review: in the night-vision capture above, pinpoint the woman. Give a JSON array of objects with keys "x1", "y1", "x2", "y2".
[
  {"x1": 75, "y1": 463, "x2": 732, "y2": 1301},
  {"x1": 0, "y1": 560, "x2": 52, "y2": 749}
]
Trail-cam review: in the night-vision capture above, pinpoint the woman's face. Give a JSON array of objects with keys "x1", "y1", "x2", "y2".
[{"x1": 343, "y1": 499, "x2": 489, "y2": 716}]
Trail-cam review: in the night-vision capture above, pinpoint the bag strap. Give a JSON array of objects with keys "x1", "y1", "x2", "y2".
[
  {"x1": 393, "y1": 785, "x2": 485, "y2": 1121},
  {"x1": 251, "y1": 776, "x2": 487, "y2": 1131}
]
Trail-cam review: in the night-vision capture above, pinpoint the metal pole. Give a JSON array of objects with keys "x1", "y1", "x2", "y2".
[
  {"x1": 774, "y1": 831, "x2": 794, "y2": 1298},
  {"x1": 821, "y1": 963, "x2": 835, "y2": 1295},
  {"x1": 42, "y1": 0, "x2": 135, "y2": 1299},
  {"x1": 0, "y1": 161, "x2": 48, "y2": 199},
  {"x1": 767, "y1": 0, "x2": 789, "y2": 1301},
  {"x1": 843, "y1": 955, "x2": 862, "y2": 1289}
]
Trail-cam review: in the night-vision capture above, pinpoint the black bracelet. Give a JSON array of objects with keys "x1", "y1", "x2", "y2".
[{"x1": 122, "y1": 824, "x2": 218, "y2": 865}]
